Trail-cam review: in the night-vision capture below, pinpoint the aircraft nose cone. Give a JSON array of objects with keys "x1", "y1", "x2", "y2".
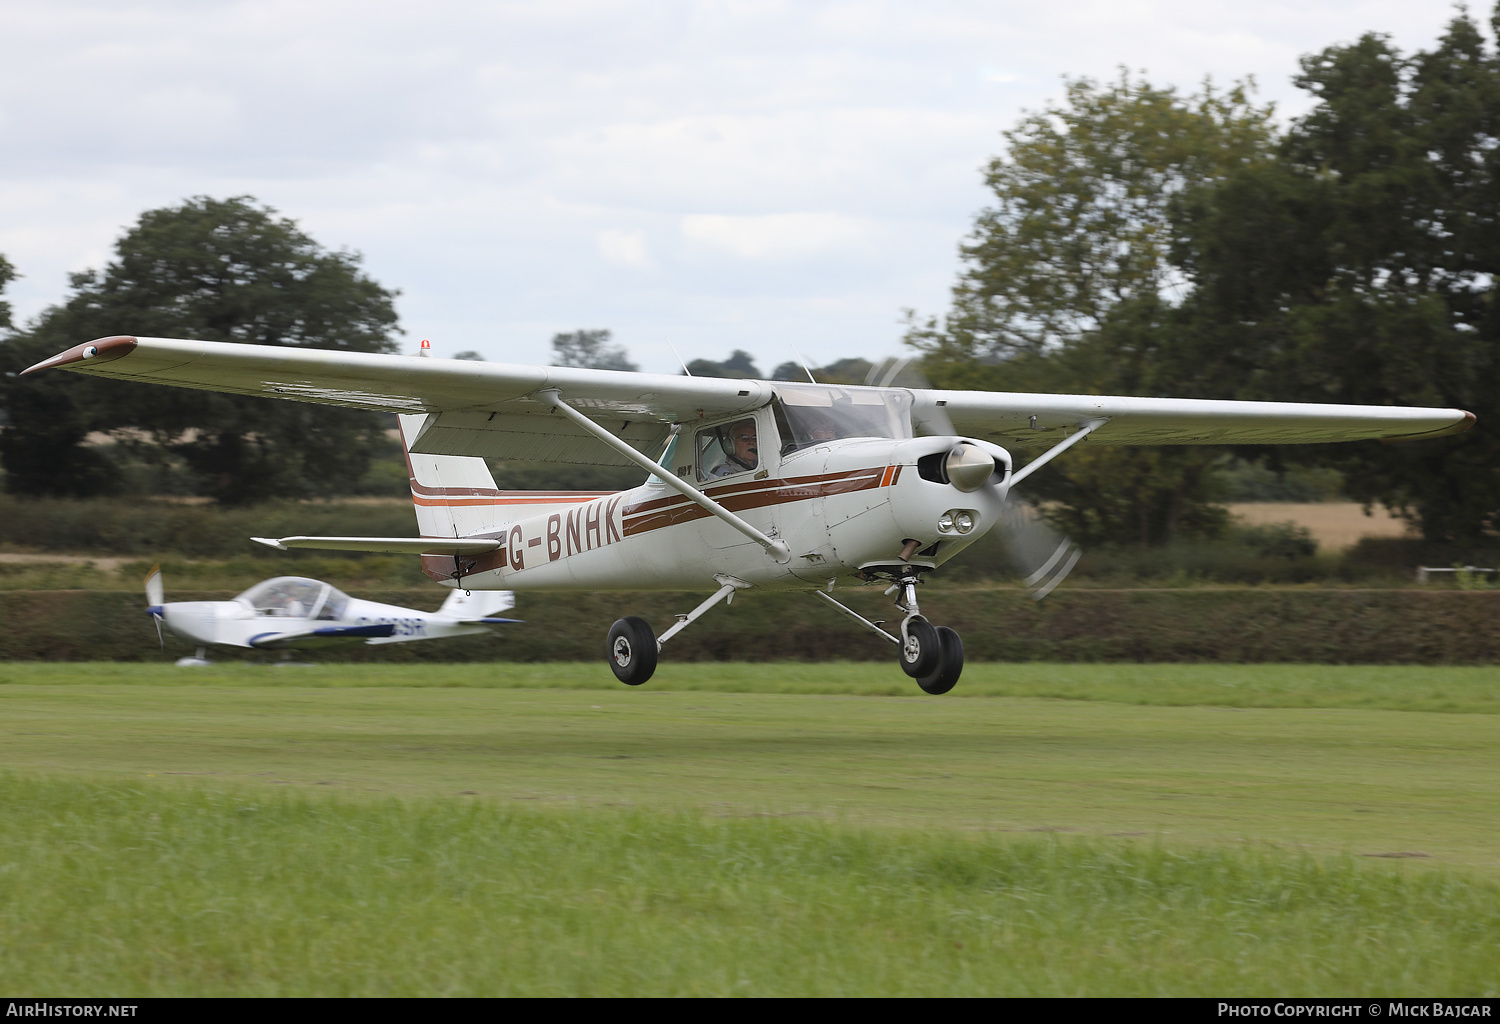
[{"x1": 944, "y1": 443, "x2": 995, "y2": 492}]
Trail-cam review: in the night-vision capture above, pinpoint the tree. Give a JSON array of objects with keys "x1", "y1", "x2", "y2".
[
  {"x1": 1172, "y1": 7, "x2": 1500, "y2": 540},
  {"x1": 771, "y1": 357, "x2": 873, "y2": 384},
  {"x1": 551, "y1": 329, "x2": 638, "y2": 371},
  {"x1": 909, "y1": 73, "x2": 1276, "y2": 544},
  {"x1": 0, "y1": 196, "x2": 402, "y2": 504},
  {"x1": 0, "y1": 253, "x2": 15, "y2": 332},
  {"x1": 911, "y1": 71, "x2": 1275, "y2": 364},
  {"x1": 686, "y1": 350, "x2": 761, "y2": 379}
]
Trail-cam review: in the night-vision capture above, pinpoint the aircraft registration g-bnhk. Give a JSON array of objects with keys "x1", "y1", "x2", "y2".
[{"x1": 25, "y1": 335, "x2": 1475, "y2": 694}]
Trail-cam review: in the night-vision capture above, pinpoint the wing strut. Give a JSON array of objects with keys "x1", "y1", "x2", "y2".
[
  {"x1": 1008, "y1": 418, "x2": 1107, "y2": 488},
  {"x1": 536, "y1": 389, "x2": 792, "y2": 563}
]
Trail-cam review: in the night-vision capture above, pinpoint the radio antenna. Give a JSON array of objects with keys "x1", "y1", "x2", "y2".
[
  {"x1": 790, "y1": 345, "x2": 818, "y2": 384},
  {"x1": 666, "y1": 337, "x2": 692, "y2": 376}
]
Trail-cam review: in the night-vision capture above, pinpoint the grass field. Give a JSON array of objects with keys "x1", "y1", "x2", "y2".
[{"x1": 1, "y1": 662, "x2": 1497, "y2": 995}]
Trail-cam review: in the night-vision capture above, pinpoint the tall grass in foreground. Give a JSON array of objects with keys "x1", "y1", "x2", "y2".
[{"x1": 0, "y1": 776, "x2": 1495, "y2": 996}]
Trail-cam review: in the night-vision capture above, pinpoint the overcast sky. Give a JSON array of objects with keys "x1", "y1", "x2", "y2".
[{"x1": 0, "y1": 1, "x2": 1470, "y2": 373}]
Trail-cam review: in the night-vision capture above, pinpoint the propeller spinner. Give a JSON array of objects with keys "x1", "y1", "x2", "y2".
[{"x1": 867, "y1": 356, "x2": 1083, "y2": 600}]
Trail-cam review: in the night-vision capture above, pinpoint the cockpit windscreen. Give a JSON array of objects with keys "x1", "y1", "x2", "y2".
[{"x1": 774, "y1": 384, "x2": 913, "y2": 454}]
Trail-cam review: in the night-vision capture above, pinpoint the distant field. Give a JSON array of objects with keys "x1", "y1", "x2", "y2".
[
  {"x1": 1, "y1": 662, "x2": 1496, "y2": 995},
  {"x1": 1228, "y1": 502, "x2": 1410, "y2": 550}
]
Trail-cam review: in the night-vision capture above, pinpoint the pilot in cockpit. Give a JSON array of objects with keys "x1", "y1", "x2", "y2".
[{"x1": 708, "y1": 419, "x2": 759, "y2": 477}]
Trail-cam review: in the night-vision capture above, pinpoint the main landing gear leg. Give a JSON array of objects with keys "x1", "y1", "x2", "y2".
[
  {"x1": 605, "y1": 575, "x2": 751, "y2": 687},
  {"x1": 174, "y1": 646, "x2": 212, "y2": 668},
  {"x1": 815, "y1": 578, "x2": 965, "y2": 695}
]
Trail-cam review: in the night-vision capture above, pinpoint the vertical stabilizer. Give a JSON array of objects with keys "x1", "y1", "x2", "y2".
[{"x1": 399, "y1": 414, "x2": 505, "y2": 538}]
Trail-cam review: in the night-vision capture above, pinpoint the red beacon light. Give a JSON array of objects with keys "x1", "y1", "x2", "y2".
[{"x1": 419, "y1": 338, "x2": 431, "y2": 358}]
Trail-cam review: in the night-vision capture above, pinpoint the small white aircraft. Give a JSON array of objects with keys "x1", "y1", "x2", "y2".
[
  {"x1": 29, "y1": 335, "x2": 1473, "y2": 692},
  {"x1": 143, "y1": 565, "x2": 519, "y2": 665}
]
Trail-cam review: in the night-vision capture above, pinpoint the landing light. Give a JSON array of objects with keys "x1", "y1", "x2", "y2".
[{"x1": 938, "y1": 510, "x2": 977, "y2": 535}]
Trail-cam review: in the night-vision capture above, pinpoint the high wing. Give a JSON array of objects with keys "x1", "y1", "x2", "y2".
[
  {"x1": 25, "y1": 335, "x2": 770, "y2": 466},
  {"x1": 927, "y1": 391, "x2": 1473, "y2": 448},
  {"x1": 25, "y1": 334, "x2": 1474, "y2": 450}
]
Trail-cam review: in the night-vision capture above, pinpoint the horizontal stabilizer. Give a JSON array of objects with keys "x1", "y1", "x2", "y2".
[
  {"x1": 252, "y1": 536, "x2": 502, "y2": 555},
  {"x1": 438, "y1": 588, "x2": 516, "y2": 618}
]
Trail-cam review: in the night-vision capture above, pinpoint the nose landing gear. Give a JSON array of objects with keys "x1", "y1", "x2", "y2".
[{"x1": 813, "y1": 571, "x2": 965, "y2": 695}]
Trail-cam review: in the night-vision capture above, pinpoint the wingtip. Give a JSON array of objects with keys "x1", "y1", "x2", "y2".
[
  {"x1": 1382, "y1": 410, "x2": 1477, "y2": 444},
  {"x1": 21, "y1": 336, "x2": 138, "y2": 375}
]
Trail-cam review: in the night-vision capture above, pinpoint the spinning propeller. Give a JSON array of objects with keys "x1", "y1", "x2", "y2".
[
  {"x1": 144, "y1": 563, "x2": 165, "y2": 649},
  {"x1": 867, "y1": 357, "x2": 1082, "y2": 600}
]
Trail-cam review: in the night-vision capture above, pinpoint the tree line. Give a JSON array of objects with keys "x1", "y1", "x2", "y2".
[{"x1": 910, "y1": 6, "x2": 1500, "y2": 543}]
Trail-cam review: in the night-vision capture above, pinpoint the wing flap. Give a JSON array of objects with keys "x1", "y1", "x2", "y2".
[{"x1": 405, "y1": 410, "x2": 672, "y2": 465}]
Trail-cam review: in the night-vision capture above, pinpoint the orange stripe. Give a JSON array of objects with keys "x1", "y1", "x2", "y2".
[{"x1": 411, "y1": 493, "x2": 603, "y2": 507}]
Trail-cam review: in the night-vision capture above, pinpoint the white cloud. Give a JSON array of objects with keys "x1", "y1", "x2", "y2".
[
  {"x1": 597, "y1": 228, "x2": 654, "y2": 269},
  {"x1": 681, "y1": 212, "x2": 879, "y2": 261}
]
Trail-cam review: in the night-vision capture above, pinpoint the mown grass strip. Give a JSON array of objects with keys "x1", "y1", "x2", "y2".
[
  {"x1": 0, "y1": 775, "x2": 1495, "y2": 996},
  {"x1": 3, "y1": 661, "x2": 1498, "y2": 714}
]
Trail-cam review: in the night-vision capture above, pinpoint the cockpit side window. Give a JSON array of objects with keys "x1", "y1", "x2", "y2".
[
  {"x1": 317, "y1": 588, "x2": 351, "y2": 621},
  {"x1": 695, "y1": 417, "x2": 760, "y2": 482},
  {"x1": 238, "y1": 577, "x2": 327, "y2": 618}
]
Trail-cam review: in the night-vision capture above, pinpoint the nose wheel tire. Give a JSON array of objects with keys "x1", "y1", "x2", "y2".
[
  {"x1": 899, "y1": 618, "x2": 942, "y2": 678},
  {"x1": 916, "y1": 626, "x2": 964, "y2": 695},
  {"x1": 606, "y1": 616, "x2": 658, "y2": 686}
]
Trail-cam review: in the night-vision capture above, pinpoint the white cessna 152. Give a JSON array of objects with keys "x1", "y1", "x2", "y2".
[
  {"x1": 143, "y1": 565, "x2": 519, "y2": 665},
  {"x1": 26, "y1": 335, "x2": 1474, "y2": 694}
]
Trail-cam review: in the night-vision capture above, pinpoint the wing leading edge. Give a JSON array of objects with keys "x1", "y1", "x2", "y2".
[{"x1": 25, "y1": 335, "x2": 1474, "y2": 449}]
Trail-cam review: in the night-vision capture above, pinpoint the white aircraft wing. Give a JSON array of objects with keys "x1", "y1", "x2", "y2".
[
  {"x1": 26, "y1": 334, "x2": 1473, "y2": 451},
  {"x1": 927, "y1": 390, "x2": 1473, "y2": 448},
  {"x1": 24, "y1": 335, "x2": 772, "y2": 466},
  {"x1": 247, "y1": 623, "x2": 397, "y2": 649}
]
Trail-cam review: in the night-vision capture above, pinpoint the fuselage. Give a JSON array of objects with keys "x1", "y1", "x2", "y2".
[{"x1": 419, "y1": 433, "x2": 1013, "y2": 593}]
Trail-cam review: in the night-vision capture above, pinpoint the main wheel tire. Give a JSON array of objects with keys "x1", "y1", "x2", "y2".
[
  {"x1": 899, "y1": 618, "x2": 941, "y2": 678},
  {"x1": 917, "y1": 626, "x2": 964, "y2": 695},
  {"x1": 606, "y1": 616, "x2": 658, "y2": 686}
]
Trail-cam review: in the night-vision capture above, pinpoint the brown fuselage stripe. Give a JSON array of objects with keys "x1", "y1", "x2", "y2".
[{"x1": 620, "y1": 467, "x2": 886, "y2": 537}]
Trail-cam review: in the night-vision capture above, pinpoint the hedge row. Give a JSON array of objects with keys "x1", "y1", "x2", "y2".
[{"x1": 2, "y1": 587, "x2": 1497, "y2": 664}]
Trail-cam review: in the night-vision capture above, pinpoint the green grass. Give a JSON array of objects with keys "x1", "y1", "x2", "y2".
[
  {"x1": 4, "y1": 661, "x2": 1498, "y2": 713},
  {"x1": 1, "y1": 776, "x2": 1496, "y2": 996},
  {"x1": 1, "y1": 662, "x2": 1497, "y2": 994}
]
